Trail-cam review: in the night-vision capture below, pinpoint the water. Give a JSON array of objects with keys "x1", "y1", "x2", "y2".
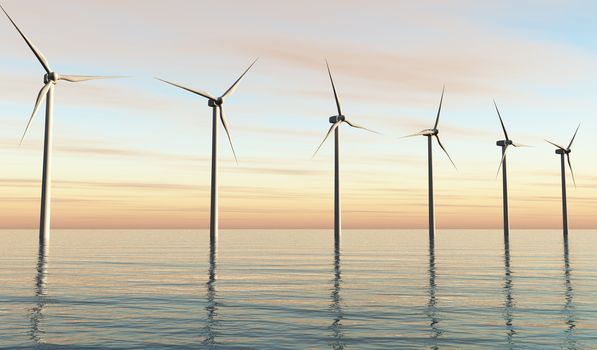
[{"x1": 1, "y1": 229, "x2": 596, "y2": 349}]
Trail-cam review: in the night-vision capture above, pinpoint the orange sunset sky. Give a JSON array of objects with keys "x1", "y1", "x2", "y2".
[{"x1": 1, "y1": 0, "x2": 596, "y2": 229}]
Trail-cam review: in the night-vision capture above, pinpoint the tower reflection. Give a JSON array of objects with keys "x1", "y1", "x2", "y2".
[
  {"x1": 202, "y1": 243, "x2": 218, "y2": 347},
  {"x1": 330, "y1": 241, "x2": 344, "y2": 350},
  {"x1": 563, "y1": 236, "x2": 576, "y2": 350},
  {"x1": 427, "y1": 238, "x2": 441, "y2": 349},
  {"x1": 503, "y1": 237, "x2": 515, "y2": 345},
  {"x1": 30, "y1": 244, "x2": 48, "y2": 343}
]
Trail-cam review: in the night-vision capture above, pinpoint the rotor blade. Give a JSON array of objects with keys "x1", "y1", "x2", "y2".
[
  {"x1": 545, "y1": 139, "x2": 566, "y2": 150},
  {"x1": 344, "y1": 119, "x2": 380, "y2": 134},
  {"x1": 493, "y1": 100, "x2": 509, "y2": 141},
  {"x1": 155, "y1": 78, "x2": 215, "y2": 100},
  {"x1": 434, "y1": 134, "x2": 457, "y2": 170},
  {"x1": 218, "y1": 106, "x2": 238, "y2": 165},
  {"x1": 401, "y1": 130, "x2": 428, "y2": 138},
  {"x1": 325, "y1": 59, "x2": 342, "y2": 116},
  {"x1": 221, "y1": 58, "x2": 259, "y2": 99},
  {"x1": 0, "y1": 4, "x2": 51, "y2": 73},
  {"x1": 59, "y1": 75, "x2": 124, "y2": 83},
  {"x1": 312, "y1": 121, "x2": 341, "y2": 158},
  {"x1": 20, "y1": 82, "x2": 51, "y2": 145},
  {"x1": 567, "y1": 123, "x2": 580, "y2": 150},
  {"x1": 566, "y1": 153, "x2": 576, "y2": 188},
  {"x1": 496, "y1": 144, "x2": 510, "y2": 178},
  {"x1": 512, "y1": 142, "x2": 530, "y2": 147},
  {"x1": 433, "y1": 85, "x2": 445, "y2": 129}
]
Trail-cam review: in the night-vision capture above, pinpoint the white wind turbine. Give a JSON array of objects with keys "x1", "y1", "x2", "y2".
[
  {"x1": 545, "y1": 124, "x2": 580, "y2": 237},
  {"x1": 156, "y1": 58, "x2": 258, "y2": 246},
  {"x1": 493, "y1": 100, "x2": 529, "y2": 239},
  {"x1": 1, "y1": 4, "x2": 119, "y2": 244},
  {"x1": 313, "y1": 60, "x2": 379, "y2": 243},
  {"x1": 403, "y1": 87, "x2": 457, "y2": 240}
]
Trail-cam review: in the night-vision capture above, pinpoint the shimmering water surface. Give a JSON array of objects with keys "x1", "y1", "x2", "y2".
[{"x1": 1, "y1": 230, "x2": 596, "y2": 349}]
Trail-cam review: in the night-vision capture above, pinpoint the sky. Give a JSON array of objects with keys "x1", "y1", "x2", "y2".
[{"x1": 1, "y1": 0, "x2": 596, "y2": 229}]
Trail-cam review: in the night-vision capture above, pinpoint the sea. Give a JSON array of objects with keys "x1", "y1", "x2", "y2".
[{"x1": 1, "y1": 229, "x2": 596, "y2": 349}]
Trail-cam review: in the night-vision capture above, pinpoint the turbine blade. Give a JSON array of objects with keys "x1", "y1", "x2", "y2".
[
  {"x1": 20, "y1": 82, "x2": 51, "y2": 145},
  {"x1": 325, "y1": 59, "x2": 342, "y2": 116},
  {"x1": 221, "y1": 58, "x2": 259, "y2": 99},
  {"x1": 545, "y1": 139, "x2": 566, "y2": 150},
  {"x1": 496, "y1": 144, "x2": 509, "y2": 178},
  {"x1": 433, "y1": 85, "x2": 445, "y2": 129},
  {"x1": 567, "y1": 123, "x2": 580, "y2": 150},
  {"x1": 218, "y1": 106, "x2": 238, "y2": 164},
  {"x1": 401, "y1": 130, "x2": 428, "y2": 138},
  {"x1": 59, "y1": 75, "x2": 124, "y2": 83},
  {"x1": 0, "y1": 4, "x2": 51, "y2": 73},
  {"x1": 566, "y1": 154, "x2": 576, "y2": 188},
  {"x1": 344, "y1": 119, "x2": 380, "y2": 134},
  {"x1": 312, "y1": 121, "x2": 341, "y2": 158},
  {"x1": 493, "y1": 100, "x2": 509, "y2": 141},
  {"x1": 434, "y1": 134, "x2": 457, "y2": 170},
  {"x1": 155, "y1": 78, "x2": 215, "y2": 100},
  {"x1": 512, "y1": 142, "x2": 530, "y2": 147}
]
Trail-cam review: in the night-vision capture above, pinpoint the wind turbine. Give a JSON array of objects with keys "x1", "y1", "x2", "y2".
[
  {"x1": 403, "y1": 87, "x2": 456, "y2": 240},
  {"x1": 545, "y1": 124, "x2": 580, "y2": 237},
  {"x1": 493, "y1": 101, "x2": 528, "y2": 239},
  {"x1": 1, "y1": 4, "x2": 118, "y2": 244},
  {"x1": 156, "y1": 58, "x2": 258, "y2": 246},
  {"x1": 313, "y1": 60, "x2": 378, "y2": 243}
]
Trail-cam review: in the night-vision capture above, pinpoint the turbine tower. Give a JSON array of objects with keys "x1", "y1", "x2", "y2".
[
  {"x1": 156, "y1": 59, "x2": 257, "y2": 246},
  {"x1": 1, "y1": 4, "x2": 118, "y2": 244},
  {"x1": 404, "y1": 87, "x2": 456, "y2": 241},
  {"x1": 493, "y1": 101, "x2": 528, "y2": 240},
  {"x1": 545, "y1": 124, "x2": 580, "y2": 237},
  {"x1": 313, "y1": 60, "x2": 378, "y2": 243}
]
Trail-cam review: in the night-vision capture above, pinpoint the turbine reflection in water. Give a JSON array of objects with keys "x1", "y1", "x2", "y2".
[
  {"x1": 427, "y1": 238, "x2": 441, "y2": 349},
  {"x1": 329, "y1": 242, "x2": 344, "y2": 350},
  {"x1": 30, "y1": 244, "x2": 48, "y2": 344},
  {"x1": 503, "y1": 238, "x2": 515, "y2": 345},
  {"x1": 563, "y1": 236, "x2": 577, "y2": 350},
  {"x1": 202, "y1": 244, "x2": 218, "y2": 347}
]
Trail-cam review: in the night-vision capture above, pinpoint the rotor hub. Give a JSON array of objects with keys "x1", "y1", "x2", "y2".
[{"x1": 44, "y1": 72, "x2": 59, "y2": 84}]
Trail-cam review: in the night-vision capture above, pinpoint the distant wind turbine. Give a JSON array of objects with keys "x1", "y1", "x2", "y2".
[
  {"x1": 1, "y1": 4, "x2": 119, "y2": 244},
  {"x1": 156, "y1": 58, "x2": 258, "y2": 245},
  {"x1": 493, "y1": 101, "x2": 528, "y2": 239},
  {"x1": 313, "y1": 60, "x2": 378, "y2": 243},
  {"x1": 545, "y1": 124, "x2": 580, "y2": 237},
  {"x1": 403, "y1": 87, "x2": 456, "y2": 240}
]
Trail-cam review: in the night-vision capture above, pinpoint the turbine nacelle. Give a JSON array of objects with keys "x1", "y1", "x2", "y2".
[
  {"x1": 555, "y1": 148, "x2": 571, "y2": 155},
  {"x1": 208, "y1": 97, "x2": 224, "y2": 107},
  {"x1": 496, "y1": 139, "x2": 513, "y2": 147},
  {"x1": 329, "y1": 115, "x2": 345, "y2": 123},
  {"x1": 421, "y1": 128, "x2": 439, "y2": 137}
]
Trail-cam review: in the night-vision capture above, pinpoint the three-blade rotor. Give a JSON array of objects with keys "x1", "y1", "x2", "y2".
[
  {"x1": 313, "y1": 61, "x2": 379, "y2": 157},
  {"x1": 403, "y1": 86, "x2": 457, "y2": 170},
  {"x1": 156, "y1": 58, "x2": 259, "y2": 163},
  {"x1": 1, "y1": 4, "x2": 120, "y2": 145},
  {"x1": 545, "y1": 124, "x2": 580, "y2": 187},
  {"x1": 494, "y1": 100, "x2": 529, "y2": 177}
]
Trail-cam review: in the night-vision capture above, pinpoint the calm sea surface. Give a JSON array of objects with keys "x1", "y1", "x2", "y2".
[{"x1": 1, "y1": 229, "x2": 596, "y2": 349}]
